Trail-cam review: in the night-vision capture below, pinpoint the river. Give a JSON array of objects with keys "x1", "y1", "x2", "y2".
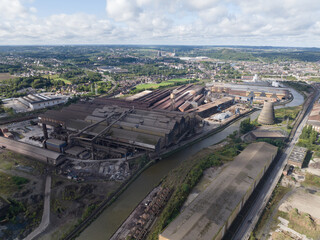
[{"x1": 77, "y1": 88, "x2": 304, "y2": 240}]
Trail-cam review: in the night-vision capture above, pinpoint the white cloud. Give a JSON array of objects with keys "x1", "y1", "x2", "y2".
[
  {"x1": 0, "y1": 0, "x2": 29, "y2": 19},
  {"x1": 185, "y1": 0, "x2": 220, "y2": 11},
  {"x1": 1, "y1": 0, "x2": 320, "y2": 46},
  {"x1": 106, "y1": 0, "x2": 141, "y2": 21}
]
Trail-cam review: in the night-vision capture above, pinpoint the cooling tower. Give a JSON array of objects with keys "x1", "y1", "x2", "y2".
[{"x1": 258, "y1": 101, "x2": 275, "y2": 125}]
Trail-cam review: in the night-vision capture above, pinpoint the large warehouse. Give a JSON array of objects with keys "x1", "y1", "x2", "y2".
[
  {"x1": 0, "y1": 137, "x2": 65, "y2": 165},
  {"x1": 209, "y1": 83, "x2": 289, "y2": 100},
  {"x1": 39, "y1": 101, "x2": 198, "y2": 159},
  {"x1": 37, "y1": 84, "x2": 241, "y2": 160},
  {"x1": 18, "y1": 94, "x2": 65, "y2": 110},
  {"x1": 159, "y1": 142, "x2": 278, "y2": 240}
]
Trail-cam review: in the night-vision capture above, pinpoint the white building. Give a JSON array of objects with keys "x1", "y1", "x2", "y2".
[
  {"x1": 272, "y1": 81, "x2": 280, "y2": 87},
  {"x1": 18, "y1": 94, "x2": 65, "y2": 110}
]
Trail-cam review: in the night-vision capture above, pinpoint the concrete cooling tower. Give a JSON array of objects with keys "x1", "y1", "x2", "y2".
[{"x1": 258, "y1": 101, "x2": 275, "y2": 125}]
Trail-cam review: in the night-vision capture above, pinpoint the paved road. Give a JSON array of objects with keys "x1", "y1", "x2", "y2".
[
  {"x1": 24, "y1": 175, "x2": 51, "y2": 240},
  {"x1": 231, "y1": 87, "x2": 320, "y2": 240}
]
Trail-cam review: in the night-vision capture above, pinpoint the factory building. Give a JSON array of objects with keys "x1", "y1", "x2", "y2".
[
  {"x1": 0, "y1": 137, "x2": 65, "y2": 165},
  {"x1": 209, "y1": 83, "x2": 289, "y2": 100},
  {"x1": 287, "y1": 146, "x2": 307, "y2": 168},
  {"x1": 39, "y1": 100, "x2": 198, "y2": 159},
  {"x1": 307, "y1": 103, "x2": 320, "y2": 132},
  {"x1": 38, "y1": 84, "x2": 239, "y2": 160},
  {"x1": 159, "y1": 142, "x2": 278, "y2": 240},
  {"x1": 37, "y1": 84, "x2": 241, "y2": 160},
  {"x1": 18, "y1": 94, "x2": 65, "y2": 110},
  {"x1": 94, "y1": 84, "x2": 205, "y2": 112},
  {"x1": 45, "y1": 138, "x2": 67, "y2": 153},
  {"x1": 246, "y1": 130, "x2": 286, "y2": 141},
  {"x1": 187, "y1": 97, "x2": 234, "y2": 118}
]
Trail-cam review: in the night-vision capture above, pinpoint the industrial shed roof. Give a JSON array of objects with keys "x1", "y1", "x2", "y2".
[
  {"x1": 0, "y1": 137, "x2": 64, "y2": 165},
  {"x1": 160, "y1": 142, "x2": 278, "y2": 240},
  {"x1": 187, "y1": 97, "x2": 234, "y2": 113},
  {"x1": 250, "y1": 130, "x2": 286, "y2": 139}
]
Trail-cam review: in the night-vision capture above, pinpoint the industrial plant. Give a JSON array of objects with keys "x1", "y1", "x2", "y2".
[
  {"x1": 0, "y1": 82, "x2": 290, "y2": 168},
  {"x1": 37, "y1": 84, "x2": 241, "y2": 161},
  {"x1": 209, "y1": 83, "x2": 290, "y2": 102}
]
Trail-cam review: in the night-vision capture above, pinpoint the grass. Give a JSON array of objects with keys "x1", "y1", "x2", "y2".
[
  {"x1": 276, "y1": 208, "x2": 320, "y2": 239},
  {"x1": 50, "y1": 218, "x2": 78, "y2": 240},
  {"x1": 307, "y1": 77, "x2": 320, "y2": 82},
  {"x1": 270, "y1": 230, "x2": 294, "y2": 240},
  {"x1": 0, "y1": 172, "x2": 29, "y2": 195},
  {"x1": 0, "y1": 151, "x2": 26, "y2": 170},
  {"x1": 253, "y1": 184, "x2": 291, "y2": 239},
  {"x1": 12, "y1": 176, "x2": 29, "y2": 185},
  {"x1": 134, "y1": 78, "x2": 196, "y2": 91},
  {"x1": 0, "y1": 73, "x2": 16, "y2": 81},
  {"x1": 302, "y1": 173, "x2": 320, "y2": 188},
  {"x1": 0, "y1": 150, "x2": 46, "y2": 174},
  {"x1": 42, "y1": 74, "x2": 72, "y2": 84},
  {"x1": 274, "y1": 105, "x2": 302, "y2": 125}
]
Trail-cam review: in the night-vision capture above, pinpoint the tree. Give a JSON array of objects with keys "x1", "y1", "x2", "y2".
[{"x1": 240, "y1": 118, "x2": 255, "y2": 134}]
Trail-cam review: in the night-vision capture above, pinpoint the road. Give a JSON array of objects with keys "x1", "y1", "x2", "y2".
[
  {"x1": 24, "y1": 175, "x2": 51, "y2": 240},
  {"x1": 231, "y1": 87, "x2": 320, "y2": 240},
  {"x1": 99, "y1": 76, "x2": 117, "y2": 97}
]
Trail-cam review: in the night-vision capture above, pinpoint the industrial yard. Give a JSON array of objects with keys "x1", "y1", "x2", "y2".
[
  {"x1": 0, "y1": 149, "x2": 46, "y2": 240},
  {"x1": 0, "y1": 79, "x2": 294, "y2": 240},
  {"x1": 254, "y1": 160, "x2": 320, "y2": 240},
  {"x1": 1, "y1": 82, "x2": 291, "y2": 167},
  {"x1": 37, "y1": 82, "x2": 290, "y2": 163},
  {"x1": 38, "y1": 175, "x2": 122, "y2": 240}
]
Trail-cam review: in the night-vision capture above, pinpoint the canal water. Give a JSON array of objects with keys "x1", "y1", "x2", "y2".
[{"x1": 77, "y1": 88, "x2": 303, "y2": 240}]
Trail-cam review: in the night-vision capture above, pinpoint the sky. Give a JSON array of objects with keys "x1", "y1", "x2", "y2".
[{"x1": 0, "y1": 0, "x2": 320, "y2": 47}]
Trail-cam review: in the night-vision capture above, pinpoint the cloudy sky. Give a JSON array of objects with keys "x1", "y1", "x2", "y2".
[{"x1": 1, "y1": 0, "x2": 320, "y2": 47}]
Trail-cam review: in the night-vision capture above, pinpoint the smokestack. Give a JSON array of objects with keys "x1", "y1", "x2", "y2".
[{"x1": 258, "y1": 101, "x2": 275, "y2": 125}]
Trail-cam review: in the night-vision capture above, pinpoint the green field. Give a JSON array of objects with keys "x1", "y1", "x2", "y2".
[
  {"x1": 0, "y1": 172, "x2": 29, "y2": 195},
  {"x1": 252, "y1": 185, "x2": 291, "y2": 239},
  {"x1": 302, "y1": 173, "x2": 320, "y2": 188},
  {"x1": 135, "y1": 78, "x2": 196, "y2": 91},
  {"x1": 42, "y1": 74, "x2": 71, "y2": 84},
  {"x1": 308, "y1": 77, "x2": 320, "y2": 82},
  {"x1": 0, "y1": 73, "x2": 16, "y2": 81},
  {"x1": 274, "y1": 105, "x2": 302, "y2": 124}
]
